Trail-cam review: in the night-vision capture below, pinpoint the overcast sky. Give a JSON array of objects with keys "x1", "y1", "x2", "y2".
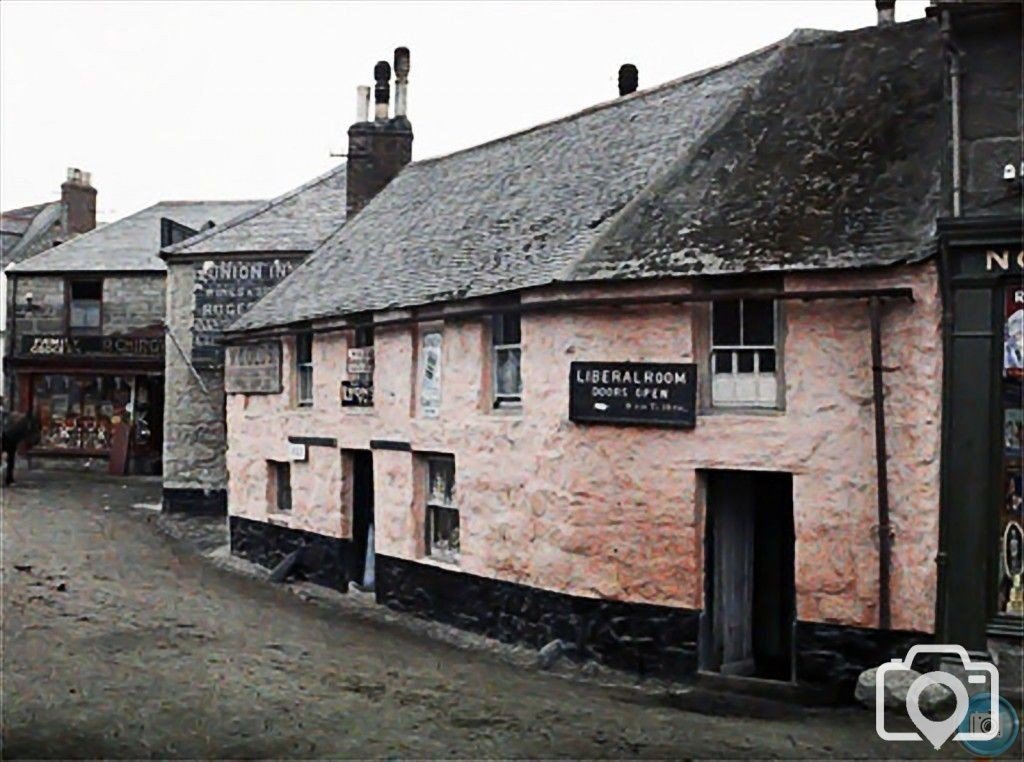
[{"x1": 2, "y1": 0, "x2": 929, "y2": 221}]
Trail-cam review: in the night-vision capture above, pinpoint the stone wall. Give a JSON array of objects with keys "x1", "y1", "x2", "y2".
[
  {"x1": 12, "y1": 276, "x2": 65, "y2": 336},
  {"x1": 102, "y1": 276, "x2": 165, "y2": 334},
  {"x1": 163, "y1": 261, "x2": 227, "y2": 497},
  {"x1": 225, "y1": 264, "x2": 943, "y2": 635}
]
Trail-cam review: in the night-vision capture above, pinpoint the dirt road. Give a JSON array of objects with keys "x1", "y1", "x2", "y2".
[{"x1": 2, "y1": 472, "x2": 961, "y2": 759}]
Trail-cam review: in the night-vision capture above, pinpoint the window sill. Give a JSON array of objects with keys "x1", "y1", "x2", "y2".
[
  {"x1": 488, "y1": 404, "x2": 523, "y2": 418},
  {"x1": 702, "y1": 405, "x2": 785, "y2": 417},
  {"x1": 418, "y1": 553, "x2": 461, "y2": 569},
  {"x1": 343, "y1": 407, "x2": 377, "y2": 416},
  {"x1": 265, "y1": 512, "x2": 294, "y2": 526}
]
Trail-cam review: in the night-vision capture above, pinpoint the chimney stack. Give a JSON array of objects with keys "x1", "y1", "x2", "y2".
[
  {"x1": 61, "y1": 167, "x2": 97, "y2": 236},
  {"x1": 618, "y1": 64, "x2": 638, "y2": 97},
  {"x1": 876, "y1": 0, "x2": 895, "y2": 26},
  {"x1": 346, "y1": 51, "x2": 414, "y2": 218}
]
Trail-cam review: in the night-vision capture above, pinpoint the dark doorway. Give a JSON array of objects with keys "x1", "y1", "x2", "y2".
[
  {"x1": 701, "y1": 470, "x2": 794, "y2": 681},
  {"x1": 347, "y1": 450, "x2": 375, "y2": 589}
]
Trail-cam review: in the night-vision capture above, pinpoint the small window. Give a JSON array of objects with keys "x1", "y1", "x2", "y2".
[
  {"x1": 711, "y1": 298, "x2": 778, "y2": 407},
  {"x1": 424, "y1": 455, "x2": 458, "y2": 563},
  {"x1": 69, "y1": 280, "x2": 102, "y2": 334},
  {"x1": 269, "y1": 461, "x2": 292, "y2": 512},
  {"x1": 492, "y1": 311, "x2": 521, "y2": 408},
  {"x1": 296, "y1": 332, "x2": 313, "y2": 407}
]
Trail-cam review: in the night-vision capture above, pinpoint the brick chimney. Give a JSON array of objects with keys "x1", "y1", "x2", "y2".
[
  {"x1": 346, "y1": 49, "x2": 414, "y2": 218},
  {"x1": 61, "y1": 167, "x2": 97, "y2": 235},
  {"x1": 876, "y1": 0, "x2": 896, "y2": 26}
]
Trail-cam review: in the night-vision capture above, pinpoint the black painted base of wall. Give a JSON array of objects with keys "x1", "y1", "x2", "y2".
[
  {"x1": 229, "y1": 515, "x2": 353, "y2": 592},
  {"x1": 162, "y1": 487, "x2": 227, "y2": 516},
  {"x1": 795, "y1": 621, "x2": 931, "y2": 694},
  {"x1": 375, "y1": 554, "x2": 700, "y2": 680}
]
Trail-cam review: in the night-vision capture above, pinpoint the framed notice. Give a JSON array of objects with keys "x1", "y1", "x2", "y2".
[
  {"x1": 1005, "y1": 286, "x2": 1024, "y2": 379},
  {"x1": 569, "y1": 361, "x2": 697, "y2": 428},
  {"x1": 420, "y1": 331, "x2": 442, "y2": 418},
  {"x1": 224, "y1": 341, "x2": 283, "y2": 394}
]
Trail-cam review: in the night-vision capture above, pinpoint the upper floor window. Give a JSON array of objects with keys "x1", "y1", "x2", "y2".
[
  {"x1": 68, "y1": 279, "x2": 102, "y2": 334},
  {"x1": 424, "y1": 455, "x2": 458, "y2": 563},
  {"x1": 711, "y1": 298, "x2": 778, "y2": 408},
  {"x1": 296, "y1": 332, "x2": 313, "y2": 407},
  {"x1": 492, "y1": 311, "x2": 521, "y2": 408}
]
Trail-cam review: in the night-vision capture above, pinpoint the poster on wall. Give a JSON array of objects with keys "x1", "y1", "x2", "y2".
[
  {"x1": 1005, "y1": 286, "x2": 1024, "y2": 379},
  {"x1": 224, "y1": 341, "x2": 283, "y2": 394},
  {"x1": 1006, "y1": 408, "x2": 1024, "y2": 458},
  {"x1": 420, "y1": 331, "x2": 442, "y2": 418},
  {"x1": 341, "y1": 347, "x2": 374, "y2": 407}
]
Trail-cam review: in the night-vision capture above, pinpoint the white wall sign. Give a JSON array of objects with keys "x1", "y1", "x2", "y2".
[
  {"x1": 287, "y1": 442, "x2": 308, "y2": 462},
  {"x1": 420, "y1": 330, "x2": 442, "y2": 418}
]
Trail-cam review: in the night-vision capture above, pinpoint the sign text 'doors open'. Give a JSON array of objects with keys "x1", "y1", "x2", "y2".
[{"x1": 569, "y1": 361, "x2": 697, "y2": 428}]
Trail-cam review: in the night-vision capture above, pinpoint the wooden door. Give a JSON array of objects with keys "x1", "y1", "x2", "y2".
[{"x1": 710, "y1": 472, "x2": 755, "y2": 676}]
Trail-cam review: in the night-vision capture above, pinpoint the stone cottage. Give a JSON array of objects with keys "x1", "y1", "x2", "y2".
[{"x1": 5, "y1": 199, "x2": 257, "y2": 473}]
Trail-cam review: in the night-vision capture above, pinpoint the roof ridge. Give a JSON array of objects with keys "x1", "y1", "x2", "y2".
[
  {"x1": 162, "y1": 163, "x2": 347, "y2": 255},
  {"x1": 1, "y1": 200, "x2": 57, "y2": 218},
  {"x1": 407, "y1": 33, "x2": 795, "y2": 171}
]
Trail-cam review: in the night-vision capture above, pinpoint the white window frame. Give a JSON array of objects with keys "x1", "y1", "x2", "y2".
[
  {"x1": 710, "y1": 299, "x2": 779, "y2": 408},
  {"x1": 424, "y1": 455, "x2": 459, "y2": 563},
  {"x1": 296, "y1": 332, "x2": 314, "y2": 407},
  {"x1": 491, "y1": 311, "x2": 522, "y2": 408}
]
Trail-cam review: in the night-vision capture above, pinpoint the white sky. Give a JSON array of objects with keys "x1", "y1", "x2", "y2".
[{"x1": 1, "y1": 0, "x2": 929, "y2": 221}]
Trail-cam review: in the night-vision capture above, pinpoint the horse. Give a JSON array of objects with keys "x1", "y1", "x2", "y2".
[{"x1": 2, "y1": 410, "x2": 40, "y2": 486}]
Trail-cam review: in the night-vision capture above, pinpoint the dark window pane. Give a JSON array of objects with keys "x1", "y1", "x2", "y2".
[
  {"x1": 713, "y1": 351, "x2": 732, "y2": 374},
  {"x1": 70, "y1": 280, "x2": 102, "y2": 300},
  {"x1": 760, "y1": 349, "x2": 776, "y2": 373},
  {"x1": 296, "y1": 333, "x2": 312, "y2": 363},
  {"x1": 738, "y1": 350, "x2": 755, "y2": 373},
  {"x1": 429, "y1": 505, "x2": 460, "y2": 556},
  {"x1": 495, "y1": 347, "x2": 522, "y2": 396},
  {"x1": 428, "y1": 457, "x2": 455, "y2": 507},
  {"x1": 712, "y1": 300, "x2": 741, "y2": 345},
  {"x1": 354, "y1": 325, "x2": 374, "y2": 348},
  {"x1": 493, "y1": 311, "x2": 521, "y2": 345},
  {"x1": 275, "y1": 462, "x2": 292, "y2": 512},
  {"x1": 743, "y1": 299, "x2": 774, "y2": 345}
]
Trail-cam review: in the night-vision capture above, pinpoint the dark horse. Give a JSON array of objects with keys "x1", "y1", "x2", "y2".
[{"x1": 2, "y1": 410, "x2": 40, "y2": 485}]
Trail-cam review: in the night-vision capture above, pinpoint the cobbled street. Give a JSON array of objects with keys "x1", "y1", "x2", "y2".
[{"x1": 2, "y1": 473, "x2": 961, "y2": 759}]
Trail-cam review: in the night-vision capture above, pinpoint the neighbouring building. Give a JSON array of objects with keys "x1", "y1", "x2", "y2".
[
  {"x1": 5, "y1": 199, "x2": 258, "y2": 473},
  {"x1": 218, "y1": 19, "x2": 951, "y2": 694},
  {"x1": 158, "y1": 49, "x2": 412, "y2": 514},
  {"x1": 2, "y1": 168, "x2": 98, "y2": 395},
  {"x1": 930, "y1": 0, "x2": 1023, "y2": 680}
]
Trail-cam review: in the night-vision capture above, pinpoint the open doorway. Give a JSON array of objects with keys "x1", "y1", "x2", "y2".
[
  {"x1": 345, "y1": 449, "x2": 375, "y2": 590},
  {"x1": 700, "y1": 470, "x2": 795, "y2": 681}
]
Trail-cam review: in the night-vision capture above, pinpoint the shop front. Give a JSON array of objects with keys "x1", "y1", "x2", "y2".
[
  {"x1": 937, "y1": 215, "x2": 1024, "y2": 656},
  {"x1": 11, "y1": 334, "x2": 165, "y2": 474}
]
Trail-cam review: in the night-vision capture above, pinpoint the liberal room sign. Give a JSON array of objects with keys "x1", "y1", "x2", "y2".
[{"x1": 569, "y1": 361, "x2": 697, "y2": 428}]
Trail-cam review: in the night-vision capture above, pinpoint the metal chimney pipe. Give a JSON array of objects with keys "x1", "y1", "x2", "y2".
[
  {"x1": 374, "y1": 60, "x2": 391, "y2": 121},
  {"x1": 356, "y1": 85, "x2": 370, "y2": 122},
  {"x1": 876, "y1": 0, "x2": 895, "y2": 26},
  {"x1": 394, "y1": 47, "x2": 410, "y2": 118}
]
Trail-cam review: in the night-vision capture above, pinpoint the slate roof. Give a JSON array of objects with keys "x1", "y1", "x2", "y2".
[
  {"x1": 232, "y1": 20, "x2": 943, "y2": 334},
  {"x1": 9, "y1": 200, "x2": 261, "y2": 274},
  {"x1": 161, "y1": 163, "x2": 348, "y2": 256},
  {"x1": 2, "y1": 201, "x2": 63, "y2": 266}
]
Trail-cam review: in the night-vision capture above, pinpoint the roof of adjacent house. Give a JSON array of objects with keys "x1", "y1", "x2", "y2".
[
  {"x1": 231, "y1": 20, "x2": 944, "y2": 334},
  {"x1": 161, "y1": 163, "x2": 348, "y2": 256},
  {"x1": 9, "y1": 200, "x2": 262, "y2": 274},
  {"x1": 2, "y1": 201, "x2": 64, "y2": 265}
]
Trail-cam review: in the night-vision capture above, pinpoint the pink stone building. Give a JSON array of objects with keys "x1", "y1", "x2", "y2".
[{"x1": 221, "y1": 22, "x2": 949, "y2": 691}]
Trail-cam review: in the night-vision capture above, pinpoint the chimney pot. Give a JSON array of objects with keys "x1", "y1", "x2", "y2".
[
  {"x1": 374, "y1": 60, "x2": 391, "y2": 120},
  {"x1": 356, "y1": 85, "x2": 371, "y2": 122},
  {"x1": 618, "y1": 64, "x2": 639, "y2": 97},
  {"x1": 394, "y1": 46, "x2": 411, "y2": 119},
  {"x1": 876, "y1": 0, "x2": 895, "y2": 26}
]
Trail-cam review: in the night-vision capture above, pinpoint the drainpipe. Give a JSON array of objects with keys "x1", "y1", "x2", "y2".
[
  {"x1": 870, "y1": 296, "x2": 893, "y2": 630},
  {"x1": 942, "y1": 10, "x2": 964, "y2": 217}
]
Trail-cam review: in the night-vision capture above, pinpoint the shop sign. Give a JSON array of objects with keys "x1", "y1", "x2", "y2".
[
  {"x1": 287, "y1": 442, "x2": 308, "y2": 462},
  {"x1": 19, "y1": 334, "x2": 164, "y2": 358},
  {"x1": 192, "y1": 258, "x2": 298, "y2": 365},
  {"x1": 342, "y1": 347, "x2": 374, "y2": 407},
  {"x1": 569, "y1": 361, "x2": 697, "y2": 428},
  {"x1": 224, "y1": 341, "x2": 282, "y2": 394},
  {"x1": 419, "y1": 331, "x2": 442, "y2": 418},
  {"x1": 955, "y1": 248, "x2": 1024, "y2": 277}
]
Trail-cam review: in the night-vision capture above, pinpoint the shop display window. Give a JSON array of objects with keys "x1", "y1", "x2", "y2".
[
  {"x1": 999, "y1": 284, "x2": 1024, "y2": 616},
  {"x1": 32, "y1": 374, "x2": 132, "y2": 452}
]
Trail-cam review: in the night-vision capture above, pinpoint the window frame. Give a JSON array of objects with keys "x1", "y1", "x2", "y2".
[
  {"x1": 295, "y1": 332, "x2": 314, "y2": 407},
  {"x1": 269, "y1": 460, "x2": 292, "y2": 513},
  {"x1": 423, "y1": 454, "x2": 459, "y2": 563},
  {"x1": 66, "y1": 278, "x2": 103, "y2": 335},
  {"x1": 491, "y1": 310, "x2": 522, "y2": 408},
  {"x1": 705, "y1": 296, "x2": 784, "y2": 411}
]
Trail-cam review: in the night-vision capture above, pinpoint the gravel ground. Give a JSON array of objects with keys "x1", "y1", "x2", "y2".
[{"x1": 1, "y1": 471, "x2": 969, "y2": 759}]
